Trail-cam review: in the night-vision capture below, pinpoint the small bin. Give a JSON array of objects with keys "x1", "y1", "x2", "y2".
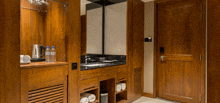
[{"x1": 100, "y1": 90, "x2": 108, "y2": 103}]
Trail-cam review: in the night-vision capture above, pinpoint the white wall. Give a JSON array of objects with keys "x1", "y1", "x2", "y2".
[
  {"x1": 105, "y1": 2, "x2": 127, "y2": 55},
  {"x1": 144, "y1": 1, "x2": 154, "y2": 93}
]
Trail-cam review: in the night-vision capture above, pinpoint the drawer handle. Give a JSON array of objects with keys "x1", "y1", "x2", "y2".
[
  {"x1": 84, "y1": 86, "x2": 96, "y2": 91},
  {"x1": 119, "y1": 78, "x2": 125, "y2": 81}
]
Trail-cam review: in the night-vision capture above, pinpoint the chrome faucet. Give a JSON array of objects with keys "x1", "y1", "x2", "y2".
[{"x1": 85, "y1": 56, "x2": 90, "y2": 64}]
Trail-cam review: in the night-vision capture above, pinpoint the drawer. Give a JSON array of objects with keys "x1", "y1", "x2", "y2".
[
  {"x1": 116, "y1": 73, "x2": 127, "y2": 82},
  {"x1": 80, "y1": 77, "x2": 99, "y2": 92}
]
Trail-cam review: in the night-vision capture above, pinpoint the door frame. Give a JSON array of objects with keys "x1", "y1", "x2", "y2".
[{"x1": 152, "y1": 0, "x2": 206, "y2": 103}]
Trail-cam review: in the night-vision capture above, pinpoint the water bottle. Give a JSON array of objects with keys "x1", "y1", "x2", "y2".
[
  {"x1": 45, "y1": 46, "x2": 50, "y2": 63},
  {"x1": 51, "y1": 46, "x2": 56, "y2": 62}
]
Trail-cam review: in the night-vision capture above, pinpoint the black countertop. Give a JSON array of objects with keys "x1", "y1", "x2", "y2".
[{"x1": 80, "y1": 61, "x2": 126, "y2": 71}]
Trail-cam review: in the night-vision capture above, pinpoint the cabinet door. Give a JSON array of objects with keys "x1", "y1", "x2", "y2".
[
  {"x1": 133, "y1": 67, "x2": 142, "y2": 95},
  {"x1": 127, "y1": 67, "x2": 142, "y2": 101},
  {"x1": 79, "y1": 77, "x2": 99, "y2": 93},
  {"x1": 21, "y1": 65, "x2": 68, "y2": 103}
]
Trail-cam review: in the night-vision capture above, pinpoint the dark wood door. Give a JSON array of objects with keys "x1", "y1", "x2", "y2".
[{"x1": 156, "y1": 0, "x2": 205, "y2": 103}]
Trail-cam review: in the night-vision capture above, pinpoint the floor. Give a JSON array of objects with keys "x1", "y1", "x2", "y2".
[{"x1": 133, "y1": 97, "x2": 178, "y2": 103}]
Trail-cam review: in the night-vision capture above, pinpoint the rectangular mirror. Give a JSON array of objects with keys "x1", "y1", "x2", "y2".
[
  {"x1": 81, "y1": 0, "x2": 103, "y2": 55},
  {"x1": 81, "y1": 0, "x2": 127, "y2": 55},
  {"x1": 80, "y1": 0, "x2": 127, "y2": 70},
  {"x1": 104, "y1": 0, "x2": 127, "y2": 55}
]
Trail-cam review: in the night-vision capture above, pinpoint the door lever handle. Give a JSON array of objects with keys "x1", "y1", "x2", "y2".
[{"x1": 160, "y1": 55, "x2": 166, "y2": 61}]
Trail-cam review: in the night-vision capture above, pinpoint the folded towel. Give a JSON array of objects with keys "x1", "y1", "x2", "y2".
[
  {"x1": 81, "y1": 93, "x2": 96, "y2": 102},
  {"x1": 80, "y1": 96, "x2": 89, "y2": 103},
  {"x1": 116, "y1": 84, "x2": 122, "y2": 92},
  {"x1": 121, "y1": 83, "x2": 126, "y2": 90}
]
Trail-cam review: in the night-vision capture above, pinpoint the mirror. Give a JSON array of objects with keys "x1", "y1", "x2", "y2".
[
  {"x1": 104, "y1": 0, "x2": 127, "y2": 55},
  {"x1": 81, "y1": 0, "x2": 103, "y2": 55},
  {"x1": 80, "y1": 0, "x2": 127, "y2": 55}
]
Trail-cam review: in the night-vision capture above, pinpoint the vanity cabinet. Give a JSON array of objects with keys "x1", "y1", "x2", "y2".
[
  {"x1": 79, "y1": 65, "x2": 128, "y2": 103},
  {"x1": 80, "y1": 77, "x2": 99, "y2": 93},
  {"x1": 20, "y1": 63, "x2": 68, "y2": 103}
]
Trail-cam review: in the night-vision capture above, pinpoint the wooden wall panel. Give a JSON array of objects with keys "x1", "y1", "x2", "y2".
[
  {"x1": 45, "y1": 6, "x2": 67, "y2": 62},
  {"x1": 20, "y1": 5, "x2": 67, "y2": 62},
  {"x1": 0, "y1": 0, "x2": 20, "y2": 103},
  {"x1": 127, "y1": 0, "x2": 144, "y2": 101},
  {"x1": 126, "y1": 0, "x2": 134, "y2": 100},
  {"x1": 207, "y1": 0, "x2": 220, "y2": 102},
  {"x1": 20, "y1": 8, "x2": 31, "y2": 56},
  {"x1": 81, "y1": 15, "x2": 87, "y2": 55},
  {"x1": 132, "y1": 0, "x2": 144, "y2": 69},
  {"x1": 20, "y1": 8, "x2": 45, "y2": 56},
  {"x1": 67, "y1": 0, "x2": 81, "y2": 102}
]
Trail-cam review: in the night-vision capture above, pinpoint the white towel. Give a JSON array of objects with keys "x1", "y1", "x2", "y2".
[
  {"x1": 80, "y1": 96, "x2": 89, "y2": 103},
  {"x1": 116, "y1": 84, "x2": 122, "y2": 92},
  {"x1": 81, "y1": 93, "x2": 96, "y2": 102},
  {"x1": 121, "y1": 83, "x2": 126, "y2": 90}
]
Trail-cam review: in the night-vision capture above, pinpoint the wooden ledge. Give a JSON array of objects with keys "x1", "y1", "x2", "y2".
[
  {"x1": 20, "y1": 62, "x2": 68, "y2": 69},
  {"x1": 117, "y1": 99, "x2": 127, "y2": 103}
]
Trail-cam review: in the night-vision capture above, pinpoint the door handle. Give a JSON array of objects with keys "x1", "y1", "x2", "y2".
[{"x1": 160, "y1": 55, "x2": 166, "y2": 61}]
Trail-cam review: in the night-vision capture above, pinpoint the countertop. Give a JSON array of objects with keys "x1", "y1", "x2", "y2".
[{"x1": 80, "y1": 61, "x2": 126, "y2": 71}]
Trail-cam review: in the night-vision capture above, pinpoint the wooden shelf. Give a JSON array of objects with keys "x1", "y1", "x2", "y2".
[
  {"x1": 116, "y1": 78, "x2": 127, "y2": 83},
  {"x1": 92, "y1": 100, "x2": 99, "y2": 103},
  {"x1": 20, "y1": 62, "x2": 68, "y2": 68},
  {"x1": 80, "y1": 87, "x2": 99, "y2": 93},
  {"x1": 117, "y1": 99, "x2": 127, "y2": 103},
  {"x1": 115, "y1": 89, "x2": 127, "y2": 94}
]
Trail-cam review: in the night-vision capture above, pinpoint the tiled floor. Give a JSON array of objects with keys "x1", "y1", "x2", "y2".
[{"x1": 133, "y1": 97, "x2": 177, "y2": 103}]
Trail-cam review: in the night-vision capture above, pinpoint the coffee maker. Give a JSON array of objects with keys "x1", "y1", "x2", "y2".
[{"x1": 31, "y1": 44, "x2": 46, "y2": 62}]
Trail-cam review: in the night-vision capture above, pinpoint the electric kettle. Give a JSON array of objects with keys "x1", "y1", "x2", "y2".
[{"x1": 32, "y1": 44, "x2": 45, "y2": 59}]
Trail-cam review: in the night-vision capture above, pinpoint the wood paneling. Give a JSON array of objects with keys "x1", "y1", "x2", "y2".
[
  {"x1": 20, "y1": 0, "x2": 67, "y2": 62},
  {"x1": 131, "y1": 0, "x2": 144, "y2": 69},
  {"x1": 207, "y1": 0, "x2": 220, "y2": 102},
  {"x1": 126, "y1": 0, "x2": 133, "y2": 100},
  {"x1": 20, "y1": 8, "x2": 45, "y2": 56},
  {"x1": 45, "y1": 6, "x2": 67, "y2": 62},
  {"x1": 67, "y1": 0, "x2": 81, "y2": 102},
  {"x1": 133, "y1": 67, "x2": 142, "y2": 96},
  {"x1": 0, "y1": 0, "x2": 20, "y2": 103},
  {"x1": 142, "y1": 92, "x2": 154, "y2": 98},
  {"x1": 81, "y1": 15, "x2": 87, "y2": 55},
  {"x1": 127, "y1": 0, "x2": 144, "y2": 101},
  {"x1": 21, "y1": 65, "x2": 68, "y2": 103}
]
